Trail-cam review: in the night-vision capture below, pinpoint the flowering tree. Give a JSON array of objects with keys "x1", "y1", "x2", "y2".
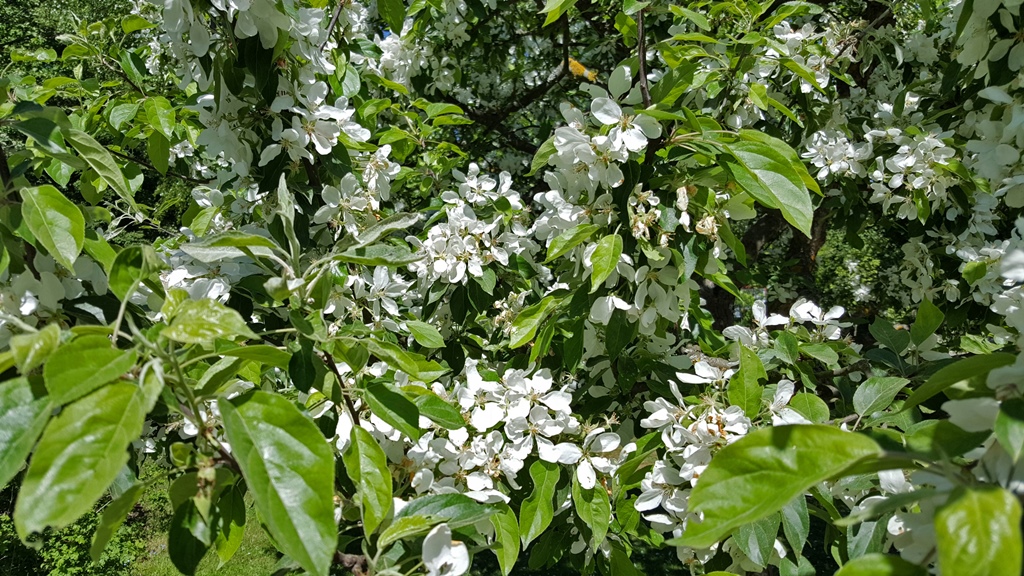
[{"x1": 1, "y1": 0, "x2": 1023, "y2": 574}]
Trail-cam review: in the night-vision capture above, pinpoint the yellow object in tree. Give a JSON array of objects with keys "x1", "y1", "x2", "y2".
[{"x1": 568, "y1": 57, "x2": 598, "y2": 81}]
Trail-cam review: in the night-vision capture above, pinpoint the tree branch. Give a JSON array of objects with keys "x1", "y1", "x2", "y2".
[
  {"x1": 637, "y1": 10, "x2": 651, "y2": 108},
  {"x1": 107, "y1": 147, "x2": 209, "y2": 185}
]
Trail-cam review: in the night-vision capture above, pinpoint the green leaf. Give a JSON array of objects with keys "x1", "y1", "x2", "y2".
[
  {"x1": 15, "y1": 383, "x2": 147, "y2": 541},
  {"x1": 332, "y1": 244, "x2": 423, "y2": 267},
  {"x1": 407, "y1": 320, "x2": 445, "y2": 348},
  {"x1": 343, "y1": 426, "x2": 392, "y2": 536},
  {"x1": 605, "y1": 308, "x2": 637, "y2": 361},
  {"x1": 527, "y1": 136, "x2": 556, "y2": 176},
  {"x1": 121, "y1": 14, "x2": 156, "y2": 33},
  {"x1": 378, "y1": 0, "x2": 407, "y2": 33},
  {"x1": 65, "y1": 129, "x2": 136, "y2": 210},
  {"x1": 363, "y1": 382, "x2": 421, "y2": 441},
  {"x1": 780, "y1": 496, "x2": 809, "y2": 557},
  {"x1": 904, "y1": 420, "x2": 991, "y2": 459},
  {"x1": 378, "y1": 515, "x2": 436, "y2": 551},
  {"x1": 910, "y1": 300, "x2": 944, "y2": 346},
  {"x1": 144, "y1": 96, "x2": 176, "y2": 141},
  {"x1": 220, "y1": 345, "x2": 291, "y2": 369},
  {"x1": 10, "y1": 324, "x2": 61, "y2": 373},
  {"x1": 147, "y1": 132, "x2": 169, "y2": 175},
  {"x1": 963, "y1": 260, "x2": 987, "y2": 285},
  {"x1": 734, "y1": 513, "x2": 779, "y2": 569},
  {"x1": 510, "y1": 296, "x2": 556, "y2": 348},
  {"x1": 365, "y1": 339, "x2": 446, "y2": 382},
  {"x1": 169, "y1": 499, "x2": 212, "y2": 575},
  {"x1": 20, "y1": 185, "x2": 85, "y2": 271},
  {"x1": 490, "y1": 503, "x2": 520, "y2": 576},
  {"x1": 834, "y1": 553, "x2": 927, "y2": 576},
  {"x1": 935, "y1": 487, "x2": 1022, "y2": 576},
  {"x1": 869, "y1": 318, "x2": 910, "y2": 355},
  {"x1": 162, "y1": 299, "x2": 259, "y2": 344},
  {"x1": 903, "y1": 353, "x2": 1016, "y2": 411},
  {"x1": 590, "y1": 234, "x2": 623, "y2": 293},
  {"x1": 411, "y1": 392, "x2": 465, "y2": 429},
  {"x1": 519, "y1": 460, "x2": 560, "y2": 547},
  {"x1": 545, "y1": 224, "x2": 601, "y2": 263},
  {"x1": 572, "y1": 470, "x2": 611, "y2": 547},
  {"x1": 852, "y1": 377, "x2": 909, "y2": 417},
  {"x1": 395, "y1": 493, "x2": 493, "y2": 529},
  {"x1": 337, "y1": 212, "x2": 421, "y2": 251},
  {"x1": 540, "y1": 0, "x2": 577, "y2": 26},
  {"x1": 218, "y1": 391, "x2": 336, "y2": 576},
  {"x1": 774, "y1": 331, "x2": 800, "y2": 365},
  {"x1": 789, "y1": 393, "x2": 828, "y2": 423},
  {"x1": 730, "y1": 345, "x2": 765, "y2": 418},
  {"x1": 0, "y1": 377, "x2": 51, "y2": 490},
  {"x1": 681, "y1": 425, "x2": 881, "y2": 548},
  {"x1": 43, "y1": 336, "x2": 137, "y2": 405},
  {"x1": 109, "y1": 245, "x2": 165, "y2": 301},
  {"x1": 214, "y1": 482, "x2": 246, "y2": 566},
  {"x1": 800, "y1": 343, "x2": 838, "y2": 367},
  {"x1": 13, "y1": 118, "x2": 65, "y2": 154},
  {"x1": 995, "y1": 398, "x2": 1024, "y2": 463},
  {"x1": 724, "y1": 142, "x2": 814, "y2": 237},
  {"x1": 91, "y1": 480, "x2": 148, "y2": 561}
]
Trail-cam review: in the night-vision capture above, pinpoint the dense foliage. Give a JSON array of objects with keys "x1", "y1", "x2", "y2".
[{"x1": 1, "y1": 0, "x2": 1023, "y2": 575}]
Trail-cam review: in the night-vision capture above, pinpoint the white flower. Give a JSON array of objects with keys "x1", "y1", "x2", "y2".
[
  {"x1": 591, "y1": 97, "x2": 662, "y2": 152},
  {"x1": 423, "y1": 523, "x2": 470, "y2": 576}
]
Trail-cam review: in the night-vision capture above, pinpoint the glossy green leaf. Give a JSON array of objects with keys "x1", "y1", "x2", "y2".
[
  {"x1": 43, "y1": 336, "x2": 137, "y2": 405},
  {"x1": 108, "y1": 244, "x2": 165, "y2": 301},
  {"x1": 65, "y1": 129, "x2": 136, "y2": 210},
  {"x1": 162, "y1": 299, "x2": 259, "y2": 344},
  {"x1": 337, "y1": 212, "x2": 422, "y2": 251},
  {"x1": 147, "y1": 132, "x2": 169, "y2": 175},
  {"x1": 91, "y1": 480, "x2": 148, "y2": 562},
  {"x1": 332, "y1": 244, "x2": 423, "y2": 267},
  {"x1": 780, "y1": 496, "x2": 809, "y2": 556},
  {"x1": 545, "y1": 224, "x2": 601, "y2": 262},
  {"x1": 490, "y1": 503, "x2": 519, "y2": 576},
  {"x1": 730, "y1": 345, "x2": 765, "y2": 418},
  {"x1": 363, "y1": 382, "x2": 421, "y2": 441},
  {"x1": 995, "y1": 398, "x2": 1024, "y2": 463},
  {"x1": 935, "y1": 487, "x2": 1022, "y2": 576},
  {"x1": 219, "y1": 391, "x2": 336, "y2": 576},
  {"x1": 10, "y1": 324, "x2": 61, "y2": 373},
  {"x1": 0, "y1": 377, "x2": 51, "y2": 490},
  {"x1": 395, "y1": 493, "x2": 493, "y2": 529},
  {"x1": 144, "y1": 96, "x2": 176, "y2": 141},
  {"x1": 590, "y1": 234, "x2": 622, "y2": 293},
  {"x1": 853, "y1": 377, "x2": 909, "y2": 417},
  {"x1": 121, "y1": 14, "x2": 156, "y2": 33},
  {"x1": 789, "y1": 393, "x2": 828, "y2": 423},
  {"x1": 378, "y1": 0, "x2": 407, "y2": 32},
  {"x1": 869, "y1": 318, "x2": 910, "y2": 355},
  {"x1": 407, "y1": 320, "x2": 445, "y2": 348},
  {"x1": 168, "y1": 499, "x2": 212, "y2": 575},
  {"x1": 833, "y1": 553, "x2": 927, "y2": 576},
  {"x1": 20, "y1": 185, "x2": 85, "y2": 271},
  {"x1": 572, "y1": 469, "x2": 611, "y2": 547},
  {"x1": 214, "y1": 483, "x2": 246, "y2": 566},
  {"x1": 15, "y1": 383, "x2": 147, "y2": 541},
  {"x1": 519, "y1": 460, "x2": 559, "y2": 547},
  {"x1": 734, "y1": 513, "x2": 779, "y2": 569},
  {"x1": 910, "y1": 299, "x2": 943, "y2": 346},
  {"x1": 725, "y1": 141, "x2": 813, "y2": 237},
  {"x1": 510, "y1": 296, "x2": 555, "y2": 348},
  {"x1": 378, "y1": 515, "x2": 436, "y2": 551},
  {"x1": 412, "y1": 392, "x2": 465, "y2": 429},
  {"x1": 342, "y1": 426, "x2": 392, "y2": 536},
  {"x1": 903, "y1": 353, "x2": 1016, "y2": 411},
  {"x1": 219, "y1": 345, "x2": 291, "y2": 368},
  {"x1": 681, "y1": 425, "x2": 881, "y2": 548}
]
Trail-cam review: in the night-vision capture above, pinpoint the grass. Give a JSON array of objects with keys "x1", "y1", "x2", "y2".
[{"x1": 131, "y1": 504, "x2": 280, "y2": 576}]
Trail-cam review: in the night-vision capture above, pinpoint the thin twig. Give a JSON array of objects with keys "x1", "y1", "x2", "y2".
[
  {"x1": 320, "y1": 0, "x2": 348, "y2": 51},
  {"x1": 830, "y1": 8, "x2": 892, "y2": 64},
  {"x1": 107, "y1": 147, "x2": 209, "y2": 185},
  {"x1": 99, "y1": 56, "x2": 147, "y2": 96},
  {"x1": 323, "y1": 353, "x2": 361, "y2": 425},
  {"x1": 637, "y1": 10, "x2": 651, "y2": 108}
]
